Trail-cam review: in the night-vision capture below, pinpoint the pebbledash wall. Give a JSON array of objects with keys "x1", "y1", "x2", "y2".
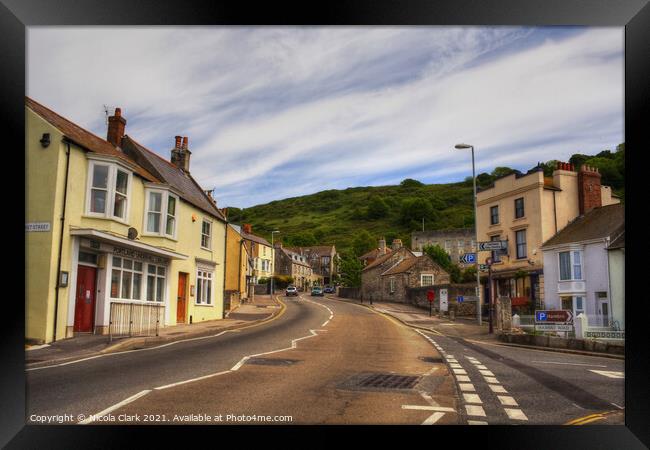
[{"x1": 26, "y1": 101, "x2": 227, "y2": 344}]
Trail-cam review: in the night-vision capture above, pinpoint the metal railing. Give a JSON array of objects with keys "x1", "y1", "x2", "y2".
[{"x1": 109, "y1": 302, "x2": 164, "y2": 343}]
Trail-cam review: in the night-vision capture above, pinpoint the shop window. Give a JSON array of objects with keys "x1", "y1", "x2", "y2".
[
  {"x1": 146, "y1": 263, "x2": 166, "y2": 302},
  {"x1": 196, "y1": 269, "x2": 213, "y2": 305},
  {"x1": 87, "y1": 161, "x2": 131, "y2": 221},
  {"x1": 110, "y1": 256, "x2": 144, "y2": 300}
]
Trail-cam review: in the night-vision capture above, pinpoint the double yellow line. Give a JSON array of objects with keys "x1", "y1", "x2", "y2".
[{"x1": 564, "y1": 410, "x2": 619, "y2": 425}]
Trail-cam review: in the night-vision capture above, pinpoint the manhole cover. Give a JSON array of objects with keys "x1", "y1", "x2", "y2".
[
  {"x1": 356, "y1": 373, "x2": 421, "y2": 389},
  {"x1": 419, "y1": 356, "x2": 443, "y2": 363},
  {"x1": 246, "y1": 358, "x2": 300, "y2": 366}
]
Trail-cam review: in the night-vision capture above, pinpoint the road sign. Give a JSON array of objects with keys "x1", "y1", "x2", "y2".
[
  {"x1": 478, "y1": 240, "x2": 508, "y2": 251},
  {"x1": 457, "y1": 295, "x2": 464, "y2": 303},
  {"x1": 478, "y1": 264, "x2": 489, "y2": 272},
  {"x1": 459, "y1": 253, "x2": 476, "y2": 264},
  {"x1": 535, "y1": 324, "x2": 573, "y2": 332},
  {"x1": 535, "y1": 310, "x2": 573, "y2": 324},
  {"x1": 427, "y1": 290, "x2": 435, "y2": 302},
  {"x1": 440, "y1": 289, "x2": 448, "y2": 312}
]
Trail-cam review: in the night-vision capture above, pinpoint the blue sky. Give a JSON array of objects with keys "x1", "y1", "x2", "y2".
[{"x1": 27, "y1": 27, "x2": 623, "y2": 208}]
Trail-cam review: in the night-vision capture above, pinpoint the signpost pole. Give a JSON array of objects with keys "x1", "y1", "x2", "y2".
[
  {"x1": 488, "y1": 263, "x2": 493, "y2": 334},
  {"x1": 470, "y1": 146, "x2": 481, "y2": 327}
]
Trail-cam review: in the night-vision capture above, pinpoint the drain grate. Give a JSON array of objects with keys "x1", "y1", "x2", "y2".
[
  {"x1": 246, "y1": 358, "x2": 300, "y2": 366},
  {"x1": 419, "y1": 356, "x2": 443, "y2": 363},
  {"x1": 356, "y1": 373, "x2": 421, "y2": 389}
]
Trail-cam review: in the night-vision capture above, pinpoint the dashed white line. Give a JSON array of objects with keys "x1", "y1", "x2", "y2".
[
  {"x1": 459, "y1": 383, "x2": 476, "y2": 392},
  {"x1": 463, "y1": 393, "x2": 483, "y2": 404},
  {"x1": 589, "y1": 370, "x2": 624, "y2": 379},
  {"x1": 465, "y1": 405, "x2": 486, "y2": 417},
  {"x1": 453, "y1": 369, "x2": 467, "y2": 375},
  {"x1": 489, "y1": 385, "x2": 508, "y2": 393},
  {"x1": 456, "y1": 375, "x2": 471, "y2": 382},
  {"x1": 504, "y1": 408, "x2": 528, "y2": 421},
  {"x1": 468, "y1": 420, "x2": 488, "y2": 425},
  {"x1": 402, "y1": 405, "x2": 456, "y2": 412},
  {"x1": 479, "y1": 369, "x2": 494, "y2": 377},
  {"x1": 78, "y1": 389, "x2": 151, "y2": 424},
  {"x1": 497, "y1": 395, "x2": 519, "y2": 406},
  {"x1": 476, "y1": 365, "x2": 488, "y2": 370},
  {"x1": 484, "y1": 376, "x2": 500, "y2": 384}
]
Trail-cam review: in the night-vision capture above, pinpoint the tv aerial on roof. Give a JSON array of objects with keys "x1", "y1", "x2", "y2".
[{"x1": 103, "y1": 105, "x2": 116, "y2": 125}]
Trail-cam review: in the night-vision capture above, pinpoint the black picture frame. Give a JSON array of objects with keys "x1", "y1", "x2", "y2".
[{"x1": 2, "y1": 0, "x2": 648, "y2": 447}]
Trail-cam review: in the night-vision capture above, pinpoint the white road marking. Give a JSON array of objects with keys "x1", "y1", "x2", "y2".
[
  {"x1": 532, "y1": 360, "x2": 608, "y2": 367},
  {"x1": 402, "y1": 405, "x2": 456, "y2": 412},
  {"x1": 465, "y1": 405, "x2": 486, "y2": 417},
  {"x1": 612, "y1": 403, "x2": 625, "y2": 410},
  {"x1": 155, "y1": 370, "x2": 232, "y2": 390},
  {"x1": 476, "y1": 365, "x2": 487, "y2": 370},
  {"x1": 484, "y1": 376, "x2": 499, "y2": 384},
  {"x1": 497, "y1": 395, "x2": 518, "y2": 406},
  {"x1": 459, "y1": 383, "x2": 476, "y2": 392},
  {"x1": 456, "y1": 375, "x2": 471, "y2": 382},
  {"x1": 470, "y1": 361, "x2": 482, "y2": 365},
  {"x1": 453, "y1": 369, "x2": 467, "y2": 375},
  {"x1": 589, "y1": 370, "x2": 624, "y2": 379},
  {"x1": 446, "y1": 355, "x2": 455, "y2": 358},
  {"x1": 26, "y1": 344, "x2": 51, "y2": 351},
  {"x1": 321, "y1": 320, "x2": 330, "y2": 327},
  {"x1": 489, "y1": 385, "x2": 508, "y2": 393},
  {"x1": 463, "y1": 393, "x2": 482, "y2": 404},
  {"x1": 479, "y1": 370, "x2": 494, "y2": 377},
  {"x1": 504, "y1": 408, "x2": 528, "y2": 421},
  {"x1": 468, "y1": 420, "x2": 488, "y2": 425},
  {"x1": 78, "y1": 390, "x2": 151, "y2": 424},
  {"x1": 449, "y1": 363, "x2": 462, "y2": 369},
  {"x1": 421, "y1": 412, "x2": 445, "y2": 425}
]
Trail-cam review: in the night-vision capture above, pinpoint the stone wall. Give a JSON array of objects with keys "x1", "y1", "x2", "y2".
[
  {"x1": 407, "y1": 283, "x2": 478, "y2": 316},
  {"x1": 338, "y1": 287, "x2": 361, "y2": 299}
]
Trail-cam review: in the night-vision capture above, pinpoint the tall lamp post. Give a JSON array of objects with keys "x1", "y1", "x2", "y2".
[
  {"x1": 270, "y1": 230, "x2": 280, "y2": 295},
  {"x1": 455, "y1": 143, "x2": 482, "y2": 326}
]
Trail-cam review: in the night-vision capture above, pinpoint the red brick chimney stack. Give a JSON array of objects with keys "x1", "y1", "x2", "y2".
[
  {"x1": 174, "y1": 135, "x2": 182, "y2": 149},
  {"x1": 107, "y1": 107, "x2": 126, "y2": 148},
  {"x1": 578, "y1": 164, "x2": 602, "y2": 215},
  {"x1": 242, "y1": 223, "x2": 252, "y2": 234},
  {"x1": 171, "y1": 135, "x2": 192, "y2": 172}
]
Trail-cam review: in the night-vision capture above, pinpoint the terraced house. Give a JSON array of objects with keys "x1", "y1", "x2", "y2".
[{"x1": 26, "y1": 98, "x2": 227, "y2": 344}]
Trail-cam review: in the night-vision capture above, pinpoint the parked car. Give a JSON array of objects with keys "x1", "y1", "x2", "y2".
[
  {"x1": 285, "y1": 285, "x2": 298, "y2": 296},
  {"x1": 311, "y1": 286, "x2": 324, "y2": 296},
  {"x1": 323, "y1": 285, "x2": 335, "y2": 294}
]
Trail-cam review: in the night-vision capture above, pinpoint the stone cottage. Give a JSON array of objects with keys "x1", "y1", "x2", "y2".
[{"x1": 361, "y1": 239, "x2": 449, "y2": 303}]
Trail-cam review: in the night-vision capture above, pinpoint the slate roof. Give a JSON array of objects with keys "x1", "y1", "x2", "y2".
[
  {"x1": 286, "y1": 245, "x2": 335, "y2": 256},
  {"x1": 608, "y1": 228, "x2": 625, "y2": 250},
  {"x1": 121, "y1": 136, "x2": 226, "y2": 222},
  {"x1": 359, "y1": 247, "x2": 392, "y2": 261},
  {"x1": 381, "y1": 257, "x2": 418, "y2": 276},
  {"x1": 362, "y1": 247, "x2": 414, "y2": 272},
  {"x1": 541, "y1": 204, "x2": 624, "y2": 248},
  {"x1": 26, "y1": 97, "x2": 159, "y2": 182},
  {"x1": 241, "y1": 231, "x2": 271, "y2": 247},
  {"x1": 280, "y1": 248, "x2": 311, "y2": 268}
]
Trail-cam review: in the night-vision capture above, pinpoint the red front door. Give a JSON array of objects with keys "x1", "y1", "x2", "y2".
[{"x1": 74, "y1": 265, "x2": 97, "y2": 332}]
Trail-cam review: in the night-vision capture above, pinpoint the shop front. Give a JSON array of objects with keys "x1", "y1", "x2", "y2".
[
  {"x1": 490, "y1": 268, "x2": 543, "y2": 315},
  {"x1": 67, "y1": 229, "x2": 188, "y2": 337}
]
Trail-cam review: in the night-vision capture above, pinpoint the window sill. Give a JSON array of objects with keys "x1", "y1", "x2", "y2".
[
  {"x1": 82, "y1": 214, "x2": 130, "y2": 227},
  {"x1": 141, "y1": 232, "x2": 178, "y2": 242},
  {"x1": 513, "y1": 216, "x2": 527, "y2": 222},
  {"x1": 194, "y1": 303, "x2": 215, "y2": 307},
  {"x1": 200, "y1": 247, "x2": 213, "y2": 252}
]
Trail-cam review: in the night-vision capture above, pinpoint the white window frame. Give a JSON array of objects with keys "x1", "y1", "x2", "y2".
[
  {"x1": 85, "y1": 159, "x2": 132, "y2": 222},
  {"x1": 143, "y1": 188, "x2": 179, "y2": 239},
  {"x1": 145, "y1": 263, "x2": 166, "y2": 303},
  {"x1": 201, "y1": 219, "x2": 212, "y2": 250},
  {"x1": 515, "y1": 229, "x2": 527, "y2": 259},
  {"x1": 110, "y1": 256, "x2": 144, "y2": 301},
  {"x1": 196, "y1": 268, "x2": 214, "y2": 305},
  {"x1": 421, "y1": 274, "x2": 434, "y2": 286},
  {"x1": 389, "y1": 277, "x2": 396, "y2": 293},
  {"x1": 558, "y1": 250, "x2": 584, "y2": 281}
]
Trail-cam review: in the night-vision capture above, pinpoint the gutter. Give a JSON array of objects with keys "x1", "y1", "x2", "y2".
[{"x1": 53, "y1": 139, "x2": 72, "y2": 342}]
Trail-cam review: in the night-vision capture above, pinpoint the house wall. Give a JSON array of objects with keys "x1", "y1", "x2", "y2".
[
  {"x1": 608, "y1": 248, "x2": 625, "y2": 330},
  {"x1": 225, "y1": 225, "x2": 247, "y2": 300}
]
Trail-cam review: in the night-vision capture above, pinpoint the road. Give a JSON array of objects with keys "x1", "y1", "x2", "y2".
[
  {"x1": 26, "y1": 294, "x2": 460, "y2": 425},
  {"x1": 418, "y1": 329, "x2": 625, "y2": 425}
]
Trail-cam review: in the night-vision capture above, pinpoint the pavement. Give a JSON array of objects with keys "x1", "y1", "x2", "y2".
[{"x1": 25, "y1": 294, "x2": 282, "y2": 369}]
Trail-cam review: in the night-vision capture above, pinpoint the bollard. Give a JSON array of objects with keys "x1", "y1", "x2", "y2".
[{"x1": 512, "y1": 314, "x2": 520, "y2": 328}]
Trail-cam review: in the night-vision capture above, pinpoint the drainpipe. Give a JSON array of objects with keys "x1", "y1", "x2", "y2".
[
  {"x1": 53, "y1": 139, "x2": 72, "y2": 342},
  {"x1": 222, "y1": 221, "x2": 228, "y2": 318},
  {"x1": 552, "y1": 190, "x2": 558, "y2": 234}
]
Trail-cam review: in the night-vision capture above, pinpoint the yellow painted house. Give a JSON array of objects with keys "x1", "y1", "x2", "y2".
[{"x1": 26, "y1": 97, "x2": 227, "y2": 344}]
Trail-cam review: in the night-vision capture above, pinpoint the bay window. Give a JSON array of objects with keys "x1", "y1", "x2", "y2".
[
  {"x1": 558, "y1": 250, "x2": 583, "y2": 280},
  {"x1": 87, "y1": 160, "x2": 131, "y2": 220},
  {"x1": 144, "y1": 189, "x2": 178, "y2": 238}
]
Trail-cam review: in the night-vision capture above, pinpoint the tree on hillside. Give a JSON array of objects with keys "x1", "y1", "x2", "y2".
[
  {"x1": 285, "y1": 231, "x2": 318, "y2": 247},
  {"x1": 422, "y1": 244, "x2": 462, "y2": 283},
  {"x1": 367, "y1": 196, "x2": 389, "y2": 219},
  {"x1": 491, "y1": 167, "x2": 516, "y2": 179},
  {"x1": 400, "y1": 178, "x2": 424, "y2": 188},
  {"x1": 352, "y1": 229, "x2": 376, "y2": 257},
  {"x1": 569, "y1": 153, "x2": 591, "y2": 169},
  {"x1": 399, "y1": 198, "x2": 438, "y2": 227},
  {"x1": 339, "y1": 253, "x2": 363, "y2": 288},
  {"x1": 225, "y1": 206, "x2": 244, "y2": 223}
]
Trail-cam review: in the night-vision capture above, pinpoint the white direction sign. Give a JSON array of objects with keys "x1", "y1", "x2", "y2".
[
  {"x1": 478, "y1": 240, "x2": 508, "y2": 251},
  {"x1": 440, "y1": 289, "x2": 448, "y2": 312},
  {"x1": 535, "y1": 324, "x2": 573, "y2": 332}
]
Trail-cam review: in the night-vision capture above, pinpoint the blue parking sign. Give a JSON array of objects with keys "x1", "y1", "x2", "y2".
[{"x1": 536, "y1": 311, "x2": 547, "y2": 321}]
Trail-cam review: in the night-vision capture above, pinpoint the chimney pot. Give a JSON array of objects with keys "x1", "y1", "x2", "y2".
[
  {"x1": 175, "y1": 136, "x2": 182, "y2": 149},
  {"x1": 106, "y1": 107, "x2": 126, "y2": 147},
  {"x1": 182, "y1": 136, "x2": 188, "y2": 149}
]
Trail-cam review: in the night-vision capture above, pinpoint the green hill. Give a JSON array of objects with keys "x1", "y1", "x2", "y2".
[{"x1": 225, "y1": 144, "x2": 624, "y2": 256}]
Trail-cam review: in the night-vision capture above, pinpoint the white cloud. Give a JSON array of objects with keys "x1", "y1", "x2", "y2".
[{"x1": 27, "y1": 26, "x2": 623, "y2": 207}]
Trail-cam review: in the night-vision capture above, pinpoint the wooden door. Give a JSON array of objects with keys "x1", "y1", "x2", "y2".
[
  {"x1": 74, "y1": 265, "x2": 96, "y2": 332},
  {"x1": 177, "y1": 273, "x2": 187, "y2": 323}
]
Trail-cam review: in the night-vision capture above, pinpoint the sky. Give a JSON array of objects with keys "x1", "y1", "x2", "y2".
[{"x1": 27, "y1": 27, "x2": 624, "y2": 208}]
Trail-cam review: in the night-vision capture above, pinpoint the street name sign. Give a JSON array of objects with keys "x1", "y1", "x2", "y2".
[
  {"x1": 25, "y1": 222, "x2": 51, "y2": 232},
  {"x1": 584, "y1": 330, "x2": 625, "y2": 340},
  {"x1": 478, "y1": 240, "x2": 508, "y2": 251},
  {"x1": 535, "y1": 310, "x2": 573, "y2": 324},
  {"x1": 459, "y1": 253, "x2": 476, "y2": 264},
  {"x1": 535, "y1": 324, "x2": 573, "y2": 332},
  {"x1": 478, "y1": 264, "x2": 489, "y2": 272}
]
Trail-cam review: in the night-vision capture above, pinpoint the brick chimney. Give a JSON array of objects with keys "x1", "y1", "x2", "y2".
[
  {"x1": 171, "y1": 136, "x2": 192, "y2": 172},
  {"x1": 378, "y1": 238, "x2": 386, "y2": 255},
  {"x1": 391, "y1": 239, "x2": 403, "y2": 250},
  {"x1": 242, "y1": 223, "x2": 252, "y2": 234},
  {"x1": 578, "y1": 165, "x2": 602, "y2": 214},
  {"x1": 107, "y1": 107, "x2": 126, "y2": 148}
]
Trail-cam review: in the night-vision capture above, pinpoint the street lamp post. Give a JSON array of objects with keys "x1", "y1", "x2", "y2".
[
  {"x1": 455, "y1": 143, "x2": 482, "y2": 326},
  {"x1": 270, "y1": 230, "x2": 280, "y2": 295}
]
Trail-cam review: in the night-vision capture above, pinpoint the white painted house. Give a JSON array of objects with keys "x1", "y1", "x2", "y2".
[{"x1": 541, "y1": 204, "x2": 624, "y2": 330}]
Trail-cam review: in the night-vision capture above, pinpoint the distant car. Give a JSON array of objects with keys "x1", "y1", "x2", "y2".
[
  {"x1": 285, "y1": 285, "x2": 298, "y2": 296},
  {"x1": 311, "y1": 286, "x2": 324, "y2": 296},
  {"x1": 323, "y1": 286, "x2": 335, "y2": 294}
]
